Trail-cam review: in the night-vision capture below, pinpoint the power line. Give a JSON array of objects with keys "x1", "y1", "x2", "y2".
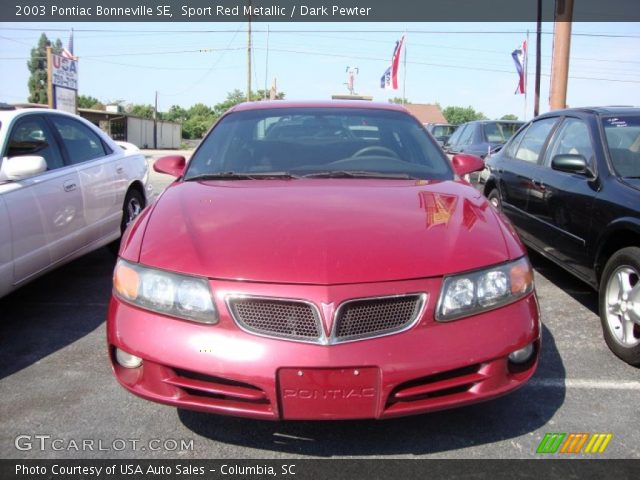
[
  {"x1": 3, "y1": 26, "x2": 640, "y2": 38},
  {"x1": 258, "y1": 46, "x2": 640, "y2": 83}
]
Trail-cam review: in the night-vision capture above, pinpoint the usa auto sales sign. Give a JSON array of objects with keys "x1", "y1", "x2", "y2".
[{"x1": 51, "y1": 54, "x2": 78, "y2": 90}]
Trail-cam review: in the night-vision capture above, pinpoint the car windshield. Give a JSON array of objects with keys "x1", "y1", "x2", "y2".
[
  {"x1": 185, "y1": 107, "x2": 453, "y2": 181},
  {"x1": 483, "y1": 122, "x2": 523, "y2": 144},
  {"x1": 431, "y1": 125, "x2": 456, "y2": 137},
  {"x1": 602, "y1": 115, "x2": 640, "y2": 178}
]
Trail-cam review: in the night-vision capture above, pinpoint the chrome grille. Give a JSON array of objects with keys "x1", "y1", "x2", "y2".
[
  {"x1": 227, "y1": 297, "x2": 322, "y2": 342},
  {"x1": 333, "y1": 294, "x2": 425, "y2": 342}
]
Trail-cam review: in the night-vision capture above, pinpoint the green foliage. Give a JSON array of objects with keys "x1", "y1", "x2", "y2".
[
  {"x1": 388, "y1": 97, "x2": 410, "y2": 104},
  {"x1": 442, "y1": 106, "x2": 487, "y2": 125},
  {"x1": 27, "y1": 33, "x2": 62, "y2": 104},
  {"x1": 56, "y1": 89, "x2": 286, "y2": 140},
  {"x1": 164, "y1": 105, "x2": 189, "y2": 123},
  {"x1": 500, "y1": 114, "x2": 519, "y2": 121},
  {"x1": 127, "y1": 104, "x2": 155, "y2": 119},
  {"x1": 78, "y1": 95, "x2": 104, "y2": 110}
]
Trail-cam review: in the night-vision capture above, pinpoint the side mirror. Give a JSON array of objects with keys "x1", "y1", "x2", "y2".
[
  {"x1": 1, "y1": 155, "x2": 47, "y2": 180},
  {"x1": 154, "y1": 155, "x2": 186, "y2": 177},
  {"x1": 451, "y1": 154, "x2": 485, "y2": 177},
  {"x1": 551, "y1": 154, "x2": 590, "y2": 176}
]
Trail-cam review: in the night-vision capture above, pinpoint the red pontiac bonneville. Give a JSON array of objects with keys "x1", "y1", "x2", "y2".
[{"x1": 107, "y1": 101, "x2": 540, "y2": 420}]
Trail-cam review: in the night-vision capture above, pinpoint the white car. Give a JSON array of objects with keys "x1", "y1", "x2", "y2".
[
  {"x1": 114, "y1": 140, "x2": 141, "y2": 154},
  {"x1": 0, "y1": 107, "x2": 151, "y2": 298}
]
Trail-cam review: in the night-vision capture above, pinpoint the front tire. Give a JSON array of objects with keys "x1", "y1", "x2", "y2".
[
  {"x1": 108, "y1": 189, "x2": 145, "y2": 255},
  {"x1": 487, "y1": 188, "x2": 502, "y2": 211},
  {"x1": 599, "y1": 247, "x2": 640, "y2": 366}
]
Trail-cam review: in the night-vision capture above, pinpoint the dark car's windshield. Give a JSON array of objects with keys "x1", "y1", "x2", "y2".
[
  {"x1": 431, "y1": 125, "x2": 456, "y2": 137},
  {"x1": 483, "y1": 122, "x2": 523, "y2": 144},
  {"x1": 602, "y1": 115, "x2": 640, "y2": 178},
  {"x1": 185, "y1": 107, "x2": 453, "y2": 181}
]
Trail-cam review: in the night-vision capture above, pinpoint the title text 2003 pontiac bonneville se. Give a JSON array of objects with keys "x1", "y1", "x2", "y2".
[{"x1": 107, "y1": 101, "x2": 540, "y2": 420}]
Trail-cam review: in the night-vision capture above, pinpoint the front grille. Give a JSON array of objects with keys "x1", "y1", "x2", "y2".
[
  {"x1": 333, "y1": 294, "x2": 425, "y2": 342},
  {"x1": 227, "y1": 297, "x2": 322, "y2": 342}
]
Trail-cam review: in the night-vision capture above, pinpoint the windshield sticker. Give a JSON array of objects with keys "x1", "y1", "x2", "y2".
[{"x1": 606, "y1": 118, "x2": 628, "y2": 128}]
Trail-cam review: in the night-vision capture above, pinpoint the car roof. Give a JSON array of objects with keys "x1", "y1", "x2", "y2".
[
  {"x1": 464, "y1": 120, "x2": 524, "y2": 125},
  {"x1": 0, "y1": 107, "x2": 78, "y2": 121},
  {"x1": 228, "y1": 100, "x2": 408, "y2": 114},
  {"x1": 537, "y1": 106, "x2": 640, "y2": 117}
]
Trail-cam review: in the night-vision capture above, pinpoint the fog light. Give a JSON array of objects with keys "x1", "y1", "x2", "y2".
[
  {"x1": 508, "y1": 343, "x2": 534, "y2": 364},
  {"x1": 115, "y1": 348, "x2": 143, "y2": 368}
]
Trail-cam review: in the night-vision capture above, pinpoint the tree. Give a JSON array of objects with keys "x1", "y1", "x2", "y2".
[
  {"x1": 78, "y1": 94, "x2": 104, "y2": 110},
  {"x1": 27, "y1": 33, "x2": 62, "y2": 104},
  {"x1": 164, "y1": 105, "x2": 189, "y2": 123},
  {"x1": 254, "y1": 89, "x2": 285, "y2": 101},
  {"x1": 500, "y1": 114, "x2": 519, "y2": 121},
  {"x1": 442, "y1": 106, "x2": 487, "y2": 125},
  {"x1": 127, "y1": 103, "x2": 155, "y2": 119},
  {"x1": 388, "y1": 97, "x2": 410, "y2": 104},
  {"x1": 212, "y1": 89, "x2": 246, "y2": 115}
]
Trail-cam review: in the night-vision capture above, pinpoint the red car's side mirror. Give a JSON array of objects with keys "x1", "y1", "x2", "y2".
[
  {"x1": 154, "y1": 155, "x2": 186, "y2": 177},
  {"x1": 451, "y1": 154, "x2": 484, "y2": 177}
]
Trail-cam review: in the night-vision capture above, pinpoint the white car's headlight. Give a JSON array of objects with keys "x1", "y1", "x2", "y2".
[
  {"x1": 436, "y1": 257, "x2": 534, "y2": 321},
  {"x1": 113, "y1": 259, "x2": 217, "y2": 324}
]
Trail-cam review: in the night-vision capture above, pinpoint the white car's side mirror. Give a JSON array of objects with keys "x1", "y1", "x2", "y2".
[{"x1": 1, "y1": 155, "x2": 47, "y2": 180}]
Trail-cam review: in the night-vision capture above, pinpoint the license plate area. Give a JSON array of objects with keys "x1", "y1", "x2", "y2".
[{"x1": 278, "y1": 367, "x2": 379, "y2": 420}]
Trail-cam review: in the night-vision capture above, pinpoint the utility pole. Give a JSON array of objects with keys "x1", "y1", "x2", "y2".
[
  {"x1": 549, "y1": 0, "x2": 574, "y2": 110},
  {"x1": 534, "y1": 0, "x2": 542, "y2": 117},
  {"x1": 247, "y1": 1, "x2": 252, "y2": 102},
  {"x1": 153, "y1": 90, "x2": 158, "y2": 149}
]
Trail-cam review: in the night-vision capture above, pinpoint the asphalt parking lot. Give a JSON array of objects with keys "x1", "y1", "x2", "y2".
[{"x1": 1, "y1": 151, "x2": 638, "y2": 460}]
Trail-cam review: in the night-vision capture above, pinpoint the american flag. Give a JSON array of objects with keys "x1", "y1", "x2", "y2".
[
  {"x1": 511, "y1": 40, "x2": 527, "y2": 95},
  {"x1": 62, "y1": 29, "x2": 75, "y2": 59},
  {"x1": 380, "y1": 35, "x2": 405, "y2": 90}
]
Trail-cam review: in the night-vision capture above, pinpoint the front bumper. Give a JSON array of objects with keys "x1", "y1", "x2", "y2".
[{"x1": 107, "y1": 277, "x2": 540, "y2": 420}]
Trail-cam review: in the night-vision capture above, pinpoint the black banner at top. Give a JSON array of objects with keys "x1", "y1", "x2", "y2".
[{"x1": 3, "y1": 0, "x2": 640, "y2": 22}]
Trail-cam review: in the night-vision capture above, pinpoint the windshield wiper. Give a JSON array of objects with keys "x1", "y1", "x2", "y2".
[
  {"x1": 185, "y1": 171, "x2": 298, "y2": 181},
  {"x1": 301, "y1": 170, "x2": 416, "y2": 179}
]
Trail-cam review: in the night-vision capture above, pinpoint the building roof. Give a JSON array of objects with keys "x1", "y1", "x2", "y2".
[{"x1": 403, "y1": 104, "x2": 447, "y2": 124}]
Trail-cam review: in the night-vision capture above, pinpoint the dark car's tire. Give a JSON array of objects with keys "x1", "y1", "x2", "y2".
[
  {"x1": 599, "y1": 247, "x2": 640, "y2": 366},
  {"x1": 487, "y1": 188, "x2": 502, "y2": 211},
  {"x1": 108, "y1": 189, "x2": 145, "y2": 255}
]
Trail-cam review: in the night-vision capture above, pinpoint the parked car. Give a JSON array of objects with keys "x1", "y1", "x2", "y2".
[
  {"x1": 0, "y1": 107, "x2": 150, "y2": 298},
  {"x1": 483, "y1": 107, "x2": 640, "y2": 366},
  {"x1": 445, "y1": 120, "x2": 524, "y2": 159},
  {"x1": 108, "y1": 101, "x2": 539, "y2": 420},
  {"x1": 424, "y1": 123, "x2": 457, "y2": 146}
]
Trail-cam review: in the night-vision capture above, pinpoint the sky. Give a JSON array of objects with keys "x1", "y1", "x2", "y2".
[{"x1": 1, "y1": 21, "x2": 639, "y2": 121}]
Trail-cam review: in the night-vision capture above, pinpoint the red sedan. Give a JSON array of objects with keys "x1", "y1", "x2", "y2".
[{"x1": 107, "y1": 101, "x2": 539, "y2": 420}]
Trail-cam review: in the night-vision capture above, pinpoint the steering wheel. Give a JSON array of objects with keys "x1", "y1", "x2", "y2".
[{"x1": 352, "y1": 146, "x2": 399, "y2": 158}]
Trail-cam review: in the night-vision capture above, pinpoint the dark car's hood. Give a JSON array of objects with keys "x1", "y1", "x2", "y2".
[
  {"x1": 135, "y1": 179, "x2": 518, "y2": 285},
  {"x1": 622, "y1": 178, "x2": 640, "y2": 192}
]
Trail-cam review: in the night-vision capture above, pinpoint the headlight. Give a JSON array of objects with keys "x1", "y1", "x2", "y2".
[
  {"x1": 113, "y1": 259, "x2": 218, "y2": 324},
  {"x1": 436, "y1": 257, "x2": 534, "y2": 321}
]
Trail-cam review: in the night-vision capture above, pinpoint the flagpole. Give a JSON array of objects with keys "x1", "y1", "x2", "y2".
[{"x1": 402, "y1": 32, "x2": 407, "y2": 105}]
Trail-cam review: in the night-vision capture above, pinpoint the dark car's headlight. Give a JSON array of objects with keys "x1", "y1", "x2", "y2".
[
  {"x1": 113, "y1": 259, "x2": 218, "y2": 324},
  {"x1": 436, "y1": 257, "x2": 534, "y2": 322}
]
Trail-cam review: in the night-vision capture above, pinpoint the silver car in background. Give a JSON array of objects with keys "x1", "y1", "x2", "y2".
[{"x1": 0, "y1": 107, "x2": 150, "y2": 298}]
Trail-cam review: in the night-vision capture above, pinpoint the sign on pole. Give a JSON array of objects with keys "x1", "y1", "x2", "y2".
[{"x1": 47, "y1": 49, "x2": 78, "y2": 114}]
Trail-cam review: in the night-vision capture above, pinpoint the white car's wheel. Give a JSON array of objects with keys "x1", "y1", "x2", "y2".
[{"x1": 109, "y1": 189, "x2": 145, "y2": 254}]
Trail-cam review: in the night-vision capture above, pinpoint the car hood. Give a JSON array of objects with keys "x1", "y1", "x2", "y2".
[{"x1": 135, "y1": 179, "x2": 517, "y2": 285}]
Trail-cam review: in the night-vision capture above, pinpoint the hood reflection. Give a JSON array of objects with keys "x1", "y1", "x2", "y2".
[{"x1": 418, "y1": 191, "x2": 488, "y2": 231}]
